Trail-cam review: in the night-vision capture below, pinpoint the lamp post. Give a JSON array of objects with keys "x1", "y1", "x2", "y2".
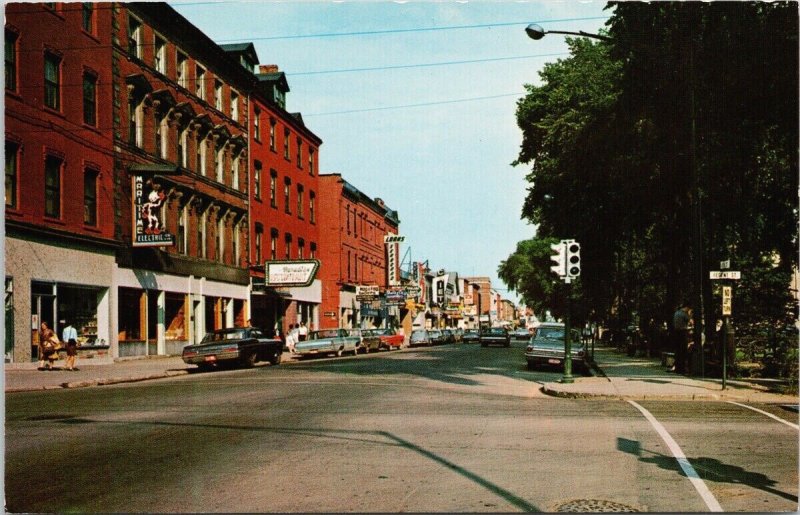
[{"x1": 526, "y1": 22, "x2": 705, "y2": 368}]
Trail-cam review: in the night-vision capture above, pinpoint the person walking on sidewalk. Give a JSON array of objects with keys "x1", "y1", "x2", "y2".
[
  {"x1": 62, "y1": 321, "x2": 79, "y2": 371},
  {"x1": 37, "y1": 322, "x2": 60, "y2": 371},
  {"x1": 671, "y1": 304, "x2": 692, "y2": 374},
  {"x1": 298, "y1": 322, "x2": 308, "y2": 342}
]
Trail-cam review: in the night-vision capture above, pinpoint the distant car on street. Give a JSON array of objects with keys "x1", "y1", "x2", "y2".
[
  {"x1": 525, "y1": 322, "x2": 588, "y2": 372},
  {"x1": 462, "y1": 329, "x2": 480, "y2": 343},
  {"x1": 429, "y1": 329, "x2": 447, "y2": 345},
  {"x1": 442, "y1": 329, "x2": 456, "y2": 344},
  {"x1": 409, "y1": 329, "x2": 432, "y2": 347},
  {"x1": 182, "y1": 327, "x2": 283, "y2": 371},
  {"x1": 512, "y1": 328, "x2": 531, "y2": 340},
  {"x1": 479, "y1": 327, "x2": 511, "y2": 347}
]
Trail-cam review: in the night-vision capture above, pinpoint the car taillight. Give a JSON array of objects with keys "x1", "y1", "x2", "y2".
[
  {"x1": 526, "y1": 346, "x2": 533, "y2": 352},
  {"x1": 183, "y1": 350, "x2": 197, "y2": 358},
  {"x1": 224, "y1": 346, "x2": 238, "y2": 353}
]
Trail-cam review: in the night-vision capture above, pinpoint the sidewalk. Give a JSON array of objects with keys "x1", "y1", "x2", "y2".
[
  {"x1": 542, "y1": 345, "x2": 799, "y2": 403},
  {"x1": 5, "y1": 346, "x2": 799, "y2": 403}
]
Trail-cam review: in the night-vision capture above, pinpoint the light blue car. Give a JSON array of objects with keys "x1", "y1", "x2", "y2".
[{"x1": 294, "y1": 328, "x2": 360, "y2": 358}]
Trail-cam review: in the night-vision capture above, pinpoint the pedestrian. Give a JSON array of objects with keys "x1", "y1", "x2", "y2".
[
  {"x1": 37, "y1": 322, "x2": 60, "y2": 371},
  {"x1": 62, "y1": 320, "x2": 79, "y2": 371},
  {"x1": 289, "y1": 323, "x2": 300, "y2": 351},
  {"x1": 671, "y1": 303, "x2": 692, "y2": 374},
  {"x1": 298, "y1": 321, "x2": 308, "y2": 342},
  {"x1": 285, "y1": 324, "x2": 297, "y2": 353}
]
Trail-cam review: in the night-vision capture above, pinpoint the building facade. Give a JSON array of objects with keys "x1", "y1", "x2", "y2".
[
  {"x1": 246, "y1": 61, "x2": 322, "y2": 337},
  {"x1": 317, "y1": 174, "x2": 400, "y2": 329},
  {"x1": 4, "y1": 2, "x2": 326, "y2": 362},
  {"x1": 112, "y1": 3, "x2": 254, "y2": 357},
  {"x1": 5, "y1": 2, "x2": 117, "y2": 362}
]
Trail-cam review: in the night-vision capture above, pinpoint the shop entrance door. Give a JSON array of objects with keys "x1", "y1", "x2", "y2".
[{"x1": 31, "y1": 281, "x2": 56, "y2": 361}]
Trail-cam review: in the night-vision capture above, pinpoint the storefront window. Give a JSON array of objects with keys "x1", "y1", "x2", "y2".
[
  {"x1": 165, "y1": 292, "x2": 187, "y2": 341},
  {"x1": 118, "y1": 287, "x2": 143, "y2": 341}
]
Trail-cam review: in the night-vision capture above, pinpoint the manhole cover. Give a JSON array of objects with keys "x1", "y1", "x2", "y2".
[{"x1": 552, "y1": 499, "x2": 641, "y2": 512}]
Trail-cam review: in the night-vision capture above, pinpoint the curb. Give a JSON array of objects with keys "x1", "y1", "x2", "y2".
[{"x1": 6, "y1": 370, "x2": 191, "y2": 393}]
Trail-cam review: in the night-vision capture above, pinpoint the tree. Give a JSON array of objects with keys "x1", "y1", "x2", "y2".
[{"x1": 509, "y1": 2, "x2": 798, "y2": 376}]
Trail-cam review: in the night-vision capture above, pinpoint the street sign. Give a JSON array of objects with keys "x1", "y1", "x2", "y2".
[
  {"x1": 722, "y1": 286, "x2": 732, "y2": 316},
  {"x1": 709, "y1": 271, "x2": 741, "y2": 280},
  {"x1": 720, "y1": 260, "x2": 730, "y2": 270}
]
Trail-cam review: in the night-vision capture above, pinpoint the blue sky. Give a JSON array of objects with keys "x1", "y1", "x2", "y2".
[{"x1": 172, "y1": 1, "x2": 611, "y2": 304}]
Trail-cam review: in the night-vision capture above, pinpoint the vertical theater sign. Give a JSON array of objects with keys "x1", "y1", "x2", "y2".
[{"x1": 133, "y1": 174, "x2": 175, "y2": 247}]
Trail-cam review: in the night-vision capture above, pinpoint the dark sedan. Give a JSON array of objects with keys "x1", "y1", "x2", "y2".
[
  {"x1": 182, "y1": 327, "x2": 283, "y2": 371},
  {"x1": 462, "y1": 329, "x2": 480, "y2": 343},
  {"x1": 479, "y1": 327, "x2": 511, "y2": 347}
]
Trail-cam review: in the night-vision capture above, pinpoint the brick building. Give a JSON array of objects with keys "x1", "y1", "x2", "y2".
[
  {"x1": 317, "y1": 174, "x2": 400, "y2": 329},
  {"x1": 5, "y1": 3, "x2": 117, "y2": 362},
  {"x1": 4, "y1": 2, "x2": 324, "y2": 361},
  {"x1": 245, "y1": 61, "x2": 322, "y2": 336}
]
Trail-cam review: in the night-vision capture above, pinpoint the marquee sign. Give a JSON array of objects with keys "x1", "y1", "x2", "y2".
[
  {"x1": 132, "y1": 175, "x2": 174, "y2": 247},
  {"x1": 265, "y1": 260, "x2": 320, "y2": 287}
]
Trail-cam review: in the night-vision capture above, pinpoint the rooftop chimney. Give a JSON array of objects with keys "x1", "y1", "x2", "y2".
[{"x1": 259, "y1": 64, "x2": 279, "y2": 74}]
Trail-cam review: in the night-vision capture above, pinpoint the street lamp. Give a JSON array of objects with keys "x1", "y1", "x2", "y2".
[{"x1": 525, "y1": 23, "x2": 611, "y2": 42}]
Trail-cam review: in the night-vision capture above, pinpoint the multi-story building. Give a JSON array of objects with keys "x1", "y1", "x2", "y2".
[
  {"x1": 4, "y1": 3, "x2": 326, "y2": 362},
  {"x1": 112, "y1": 3, "x2": 254, "y2": 357},
  {"x1": 245, "y1": 62, "x2": 322, "y2": 336},
  {"x1": 5, "y1": 3, "x2": 117, "y2": 363},
  {"x1": 464, "y1": 277, "x2": 492, "y2": 329},
  {"x1": 317, "y1": 174, "x2": 400, "y2": 329}
]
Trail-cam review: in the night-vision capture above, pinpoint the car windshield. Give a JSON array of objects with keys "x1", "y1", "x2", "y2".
[
  {"x1": 373, "y1": 328, "x2": 390, "y2": 335},
  {"x1": 485, "y1": 328, "x2": 506, "y2": 335},
  {"x1": 202, "y1": 329, "x2": 247, "y2": 342},
  {"x1": 311, "y1": 329, "x2": 340, "y2": 339},
  {"x1": 538, "y1": 327, "x2": 565, "y2": 340},
  {"x1": 411, "y1": 330, "x2": 427, "y2": 338}
]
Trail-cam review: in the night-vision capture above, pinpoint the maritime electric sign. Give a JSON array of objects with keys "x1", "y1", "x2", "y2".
[{"x1": 265, "y1": 260, "x2": 320, "y2": 287}]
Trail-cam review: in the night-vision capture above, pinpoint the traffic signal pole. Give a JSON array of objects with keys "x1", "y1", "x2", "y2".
[
  {"x1": 562, "y1": 277, "x2": 574, "y2": 384},
  {"x1": 551, "y1": 239, "x2": 580, "y2": 384}
]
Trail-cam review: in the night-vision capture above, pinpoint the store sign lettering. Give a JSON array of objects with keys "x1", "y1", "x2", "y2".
[
  {"x1": 132, "y1": 175, "x2": 174, "y2": 247},
  {"x1": 266, "y1": 260, "x2": 320, "y2": 287}
]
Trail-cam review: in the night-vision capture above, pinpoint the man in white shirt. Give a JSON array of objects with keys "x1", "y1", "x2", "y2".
[{"x1": 62, "y1": 321, "x2": 79, "y2": 371}]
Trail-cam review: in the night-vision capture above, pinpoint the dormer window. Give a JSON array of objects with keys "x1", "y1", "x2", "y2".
[{"x1": 274, "y1": 86, "x2": 285, "y2": 109}]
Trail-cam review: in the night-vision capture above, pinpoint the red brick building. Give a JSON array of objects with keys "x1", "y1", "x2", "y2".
[
  {"x1": 317, "y1": 174, "x2": 400, "y2": 329},
  {"x1": 5, "y1": 3, "x2": 117, "y2": 362},
  {"x1": 245, "y1": 62, "x2": 322, "y2": 336},
  {"x1": 111, "y1": 3, "x2": 255, "y2": 356}
]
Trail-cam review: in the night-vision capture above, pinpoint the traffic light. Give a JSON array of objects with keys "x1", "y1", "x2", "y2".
[
  {"x1": 566, "y1": 240, "x2": 581, "y2": 278},
  {"x1": 550, "y1": 242, "x2": 566, "y2": 277}
]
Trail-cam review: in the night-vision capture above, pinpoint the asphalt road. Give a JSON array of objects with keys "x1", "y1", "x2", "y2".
[{"x1": 6, "y1": 340, "x2": 798, "y2": 512}]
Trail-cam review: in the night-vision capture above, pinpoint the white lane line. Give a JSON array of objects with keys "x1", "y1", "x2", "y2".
[
  {"x1": 726, "y1": 401, "x2": 800, "y2": 430},
  {"x1": 628, "y1": 400, "x2": 723, "y2": 512}
]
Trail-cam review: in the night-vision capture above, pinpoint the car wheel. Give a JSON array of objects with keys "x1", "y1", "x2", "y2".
[
  {"x1": 241, "y1": 351, "x2": 257, "y2": 368},
  {"x1": 336, "y1": 348, "x2": 343, "y2": 357},
  {"x1": 481, "y1": 343, "x2": 488, "y2": 347},
  {"x1": 197, "y1": 363, "x2": 213, "y2": 372},
  {"x1": 504, "y1": 341, "x2": 511, "y2": 347},
  {"x1": 269, "y1": 352, "x2": 282, "y2": 366},
  {"x1": 527, "y1": 361, "x2": 535, "y2": 370}
]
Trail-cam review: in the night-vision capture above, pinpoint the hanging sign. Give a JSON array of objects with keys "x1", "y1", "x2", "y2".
[
  {"x1": 265, "y1": 260, "x2": 320, "y2": 287},
  {"x1": 132, "y1": 176, "x2": 174, "y2": 247}
]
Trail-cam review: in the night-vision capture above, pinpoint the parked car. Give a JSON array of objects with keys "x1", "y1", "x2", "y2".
[
  {"x1": 525, "y1": 322, "x2": 587, "y2": 372},
  {"x1": 442, "y1": 329, "x2": 456, "y2": 344},
  {"x1": 182, "y1": 327, "x2": 283, "y2": 371},
  {"x1": 429, "y1": 329, "x2": 447, "y2": 345},
  {"x1": 365, "y1": 328, "x2": 406, "y2": 350},
  {"x1": 462, "y1": 329, "x2": 480, "y2": 343},
  {"x1": 479, "y1": 327, "x2": 511, "y2": 347},
  {"x1": 512, "y1": 327, "x2": 532, "y2": 340},
  {"x1": 295, "y1": 328, "x2": 359, "y2": 358},
  {"x1": 346, "y1": 328, "x2": 365, "y2": 353},
  {"x1": 409, "y1": 329, "x2": 432, "y2": 347}
]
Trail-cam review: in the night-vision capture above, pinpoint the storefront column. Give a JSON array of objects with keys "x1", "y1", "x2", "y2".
[
  {"x1": 225, "y1": 298, "x2": 234, "y2": 328},
  {"x1": 157, "y1": 290, "x2": 166, "y2": 355},
  {"x1": 97, "y1": 288, "x2": 110, "y2": 346},
  {"x1": 192, "y1": 295, "x2": 204, "y2": 344}
]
